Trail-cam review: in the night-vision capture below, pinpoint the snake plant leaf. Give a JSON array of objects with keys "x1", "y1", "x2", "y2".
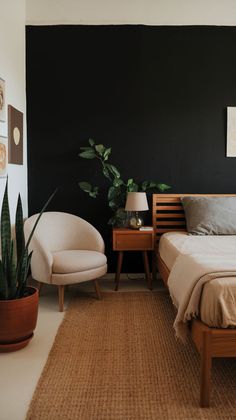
[
  {"x1": 16, "y1": 188, "x2": 58, "y2": 288},
  {"x1": 0, "y1": 259, "x2": 7, "y2": 300},
  {"x1": 24, "y1": 189, "x2": 58, "y2": 253},
  {"x1": 1, "y1": 179, "x2": 11, "y2": 261},
  {"x1": 17, "y1": 251, "x2": 33, "y2": 298},
  {"x1": 15, "y1": 194, "x2": 25, "y2": 266},
  {"x1": 6, "y1": 240, "x2": 17, "y2": 300}
]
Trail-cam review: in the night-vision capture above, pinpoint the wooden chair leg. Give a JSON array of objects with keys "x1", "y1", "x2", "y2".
[
  {"x1": 94, "y1": 279, "x2": 102, "y2": 300},
  {"x1": 200, "y1": 330, "x2": 212, "y2": 407},
  {"x1": 58, "y1": 285, "x2": 65, "y2": 312}
]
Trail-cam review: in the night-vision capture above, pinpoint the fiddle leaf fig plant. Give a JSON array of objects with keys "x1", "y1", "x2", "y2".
[
  {"x1": 0, "y1": 180, "x2": 57, "y2": 300},
  {"x1": 79, "y1": 138, "x2": 171, "y2": 226}
]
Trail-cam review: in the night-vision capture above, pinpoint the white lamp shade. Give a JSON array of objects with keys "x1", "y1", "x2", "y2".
[{"x1": 125, "y1": 192, "x2": 149, "y2": 211}]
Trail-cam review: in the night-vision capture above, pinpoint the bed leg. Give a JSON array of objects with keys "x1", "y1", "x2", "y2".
[{"x1": 200, "y1": 330, "x2": 212, "y2": 407}]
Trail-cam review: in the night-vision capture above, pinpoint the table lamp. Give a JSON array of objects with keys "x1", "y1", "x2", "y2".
[{"x1": 125, "y1": 192, "x2": 149, "y2": 229}]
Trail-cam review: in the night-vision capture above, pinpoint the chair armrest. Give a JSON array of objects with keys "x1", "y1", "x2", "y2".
[{"x1": 81, "y1": 226, "x2": 105, "y2": 253}]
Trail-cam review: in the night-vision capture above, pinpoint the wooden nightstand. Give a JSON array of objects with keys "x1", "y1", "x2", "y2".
[{"x1": 112, "y1": 227, "x2": 154, "y2": 291}]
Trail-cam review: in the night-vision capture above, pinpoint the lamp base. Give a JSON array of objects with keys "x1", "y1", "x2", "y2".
[{"x1": 129, "y1": 212, "x2": 144, "y2": 230}]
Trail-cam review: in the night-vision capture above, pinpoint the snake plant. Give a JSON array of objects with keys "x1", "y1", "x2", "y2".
[{"x1": 0, "y1": 180, "x2": 56, "y2": 300}]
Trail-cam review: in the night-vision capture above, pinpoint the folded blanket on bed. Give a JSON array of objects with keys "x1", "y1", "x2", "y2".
[{"x1": 167, "y1": 253, "x2": 236, "y2": 341}]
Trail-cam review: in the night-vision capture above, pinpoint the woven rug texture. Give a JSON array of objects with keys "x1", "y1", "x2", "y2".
[{"x1": 27, "y1": 292, "x2": 236, "y2": 420}]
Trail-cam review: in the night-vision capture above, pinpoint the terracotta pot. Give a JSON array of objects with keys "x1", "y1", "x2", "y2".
[{"x1": 0, "y1": 286, "x2": 39, "y2": 352}]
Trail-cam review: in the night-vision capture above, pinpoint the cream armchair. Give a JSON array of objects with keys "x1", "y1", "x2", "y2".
[{"x1": 24, "y1": 212, "x2": 107, "y2": 311}]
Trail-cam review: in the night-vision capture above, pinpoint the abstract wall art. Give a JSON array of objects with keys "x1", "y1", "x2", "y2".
[
  {"x1": 0, "y1": 136, "x2": 7, "y2": 177},
  {"x1": 0, "y1": 78, "x2": 6, "y2": 122},
  {"x1": 8, "y1": 105, "x2": 23, "y2": 165}
]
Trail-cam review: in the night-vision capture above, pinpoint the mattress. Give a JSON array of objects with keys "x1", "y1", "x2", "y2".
[
  {"x1": 159, "y1": 232, "x2": 236, "y2": 328},
  {"x1": 159, "y1": 232, "x2": 236, "y2": 270}
]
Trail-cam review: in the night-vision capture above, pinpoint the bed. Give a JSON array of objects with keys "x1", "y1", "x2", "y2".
[{"x1": 152, "y1": 193, "x2": 236, "y2": 407}]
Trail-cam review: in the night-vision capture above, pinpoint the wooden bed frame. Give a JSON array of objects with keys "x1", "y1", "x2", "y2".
[{"x1": 152, "y1": 193, "x2": 236, "y2": 407}]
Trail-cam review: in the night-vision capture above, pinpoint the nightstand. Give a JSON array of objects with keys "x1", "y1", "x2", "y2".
[{"x1": 112, "y1": 227, "x2": 154, "y2": 291}]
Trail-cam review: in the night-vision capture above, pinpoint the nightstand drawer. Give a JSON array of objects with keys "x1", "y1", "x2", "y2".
[{"x1": 114, "y1": 233, "x2": 153, "y2": 251}]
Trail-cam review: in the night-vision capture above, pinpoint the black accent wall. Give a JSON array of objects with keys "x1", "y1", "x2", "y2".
[{"x1": 26, "y1": 25, "x2": 236, "y2": 272}]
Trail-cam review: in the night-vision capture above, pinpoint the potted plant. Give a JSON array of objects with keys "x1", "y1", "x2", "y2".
[
  {"x1": 78, "y1": 139, "x2": 171, "y2": 226},
  {"x1": 0, "y1": 180, "x2": 55, "y2": 352}
]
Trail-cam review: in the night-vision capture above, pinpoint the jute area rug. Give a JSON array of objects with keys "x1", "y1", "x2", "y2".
[{"x1": 27, "y1": 292, "x2": 236, "y2": 420}]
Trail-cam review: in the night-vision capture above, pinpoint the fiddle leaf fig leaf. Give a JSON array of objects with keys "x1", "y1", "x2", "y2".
[
  {"x1": 108, "y1": 186, "x2": 118, "y2": 201},
  {"x1": 128, "y1": 183, "x2": 139, "y2": 192},
  {"x1": 157, "y1": 183, "x2": 171, "y2": 192},
  {"x1": 89, "y1": 191, "x2": 98, "y2": 198},
  {"x1": 89, "y1": 138, "x2": 95, "y2": 146},
  {"x1": 79, "y1": 182, "x2": 99, "y2": 198},
  {"x1": 108, "y1": 165, "x2": 120, "y2": 179},
  {"x1": 80, "y1": 146, "x2": 93, "y2": 151},
  {"x1": 108, "y1": 200, "x2": 117, "y2": 209},
  {"x1": 103, "y1": 164, "x2": 112, "y2": 180},
  {"x1": 79, "y1": 182, "x2": 92, "y2": 192},
  {"x1": 127, "y1": 178, "x2": 134, "y2": 186},
  {"x1": 95, "y1": 144, "x2": 105, "y2": 156},
  {"x1": 78, "y1": 139, "x2": 171, "y2": 226},
  {"x1": 103, "y1": 147, "x2": 112, "y2": 161},
  {"x1": 79, "y1": 149, "x2": 96, "y2": 159},
  {"x1": 113, "y1": 178, "x2": 123, "y2": 187},
  {"x1": 141, "y1": 181, "x2": 148, "y2": 191}
]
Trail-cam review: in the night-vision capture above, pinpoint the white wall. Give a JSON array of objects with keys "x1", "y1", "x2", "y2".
[
  {"x1": 0, "y1": 0, "x2": 27, "y2": 218},
  {"x1": 26, "y1": 0, "x2": 236, "y2": 25}
]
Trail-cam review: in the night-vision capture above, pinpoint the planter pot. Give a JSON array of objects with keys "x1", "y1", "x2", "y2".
[{"x1": 0, "y1": 286, "x2": 39, "y2": 352}]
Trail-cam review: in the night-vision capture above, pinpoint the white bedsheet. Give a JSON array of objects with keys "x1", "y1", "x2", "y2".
[{"x1": 159, "y1": 232, "x2": 236, "y2": 270}]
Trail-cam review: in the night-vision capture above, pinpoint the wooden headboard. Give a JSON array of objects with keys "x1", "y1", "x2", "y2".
[{"x1": 152, "y1": 193, "x2": 236, "y2": 247}]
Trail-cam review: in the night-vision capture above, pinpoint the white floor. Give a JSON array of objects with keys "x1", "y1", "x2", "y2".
[{"x1": 0, "y1": 275, "x2": 162, "y2": 420}]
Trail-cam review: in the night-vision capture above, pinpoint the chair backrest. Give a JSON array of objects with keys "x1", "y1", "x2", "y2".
[{"x1": 24, "y1": 212, "x2": 104, "y2": 253}]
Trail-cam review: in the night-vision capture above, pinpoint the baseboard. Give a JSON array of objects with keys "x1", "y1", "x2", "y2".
[{"x1": 101, "y1": 273, "x2": 161, "y2": 280}]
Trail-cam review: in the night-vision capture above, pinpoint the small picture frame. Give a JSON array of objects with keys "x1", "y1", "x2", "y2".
[
  {"x1": 8, "y1": 105, "x2": 23, "y2": 165},
  {"x1": 0, "y1": 78, "x2": 6, "y2": 122},
  {"x1": 0, "y1": 136, "x2": 7, "y2": 177}
]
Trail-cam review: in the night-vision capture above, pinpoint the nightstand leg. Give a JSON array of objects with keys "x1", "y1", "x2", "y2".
[
  {"x1": 115, "y1": 251, "x2": 123, "y2": 291},
  {"x1": 142, "y1": 251, "x2": 152, "y2": 290},
  {"x1": 152, "y1": 252, "x2": 157, "y2": 284}
]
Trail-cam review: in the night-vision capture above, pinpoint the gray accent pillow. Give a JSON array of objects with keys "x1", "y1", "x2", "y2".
[{"x1": 181, "y1": 196, "x2": 236, "y2": 235}]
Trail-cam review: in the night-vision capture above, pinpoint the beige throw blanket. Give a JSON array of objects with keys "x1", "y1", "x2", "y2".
[{"x1": 167, "y1": 253, "x2": 236, "y2": 341}]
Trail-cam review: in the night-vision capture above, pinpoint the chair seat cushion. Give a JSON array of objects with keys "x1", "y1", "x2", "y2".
[{"x1": 52, "y1": 250, "x2": 107, "y2": 274}]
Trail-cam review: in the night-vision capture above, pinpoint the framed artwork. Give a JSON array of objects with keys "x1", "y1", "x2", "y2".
[
  {"x1": 227, "y1": 107, "x2": 236, "y2": 157},
  {"x1": 0, "y1": 78, "x2": 6, "y2": 122},
  {"x1": 0, "y1": 136, "x2": 7, "y2": 177},
  {"x1": 8, "y1": 105, "x2": 23, "y2": 165}
]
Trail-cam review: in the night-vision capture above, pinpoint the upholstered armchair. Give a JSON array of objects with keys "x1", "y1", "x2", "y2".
[{"x1": 24, "y1": 212, "x2": 107, "y2": 311}]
